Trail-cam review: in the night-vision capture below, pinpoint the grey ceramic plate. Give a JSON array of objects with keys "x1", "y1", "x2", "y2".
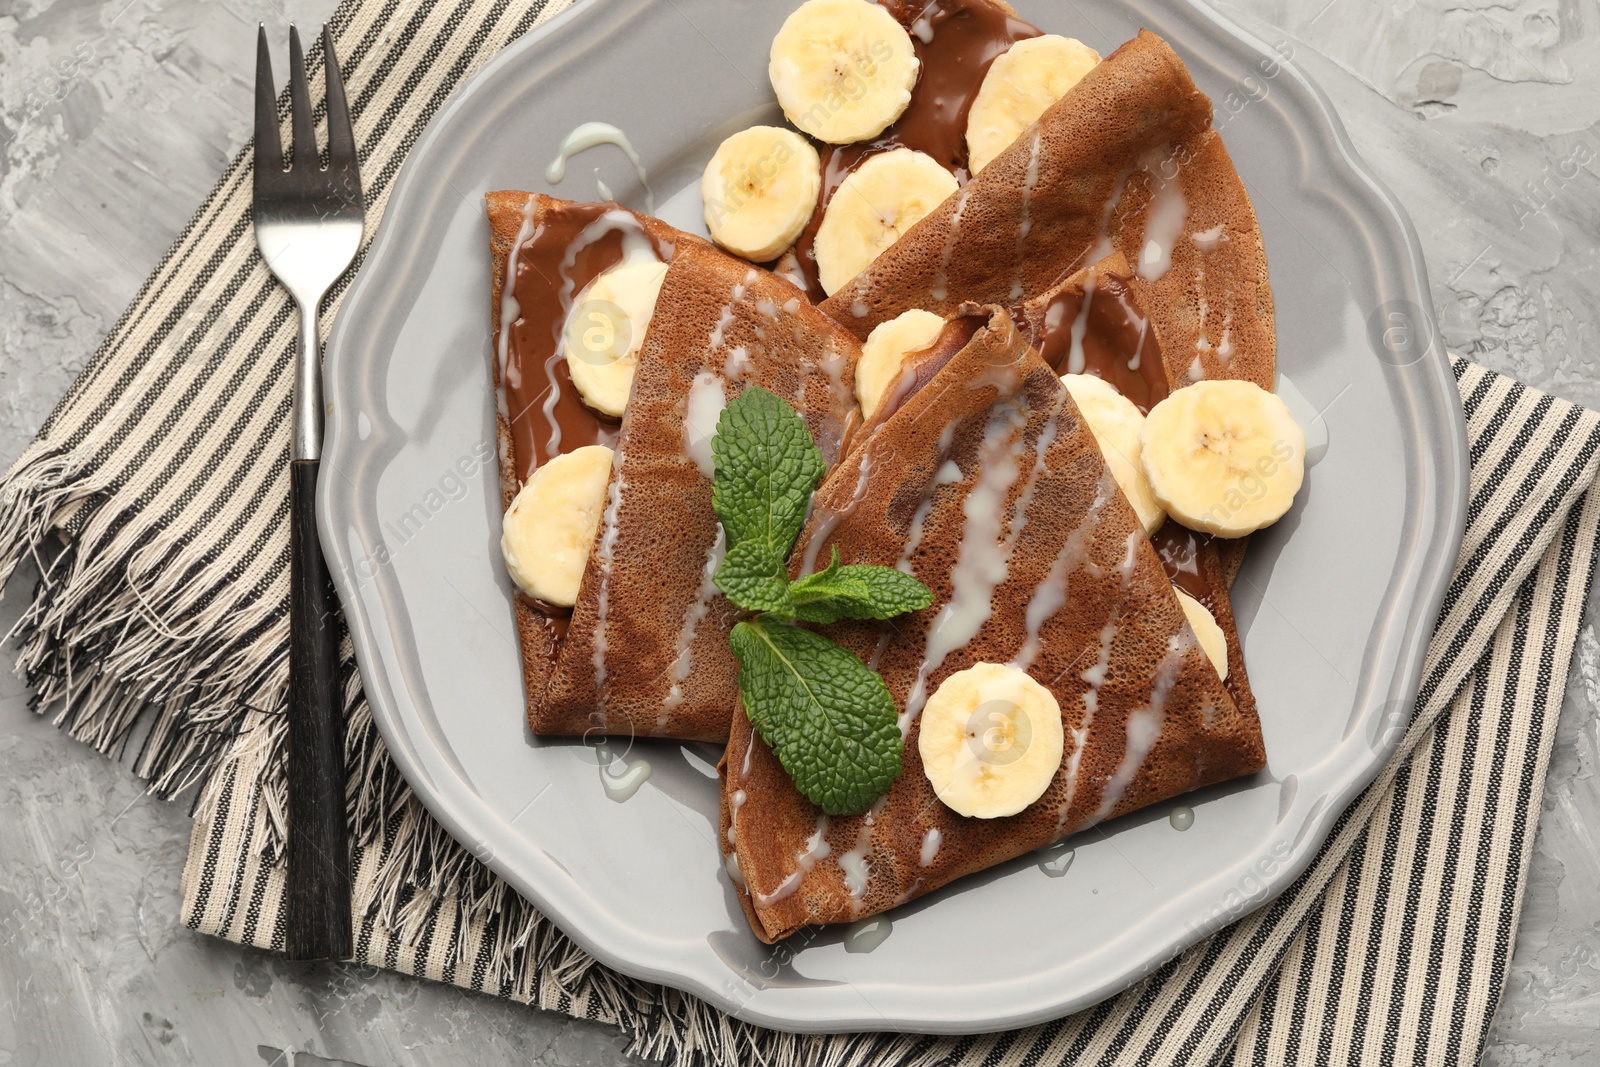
[{"x1": 319, "y1": 0, "x2": 1468, "y2": 1035}]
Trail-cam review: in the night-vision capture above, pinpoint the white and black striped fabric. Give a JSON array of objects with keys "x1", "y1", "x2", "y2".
[{"x1": 0, "y1": 0, "x2": 1596, "y2": 1061}]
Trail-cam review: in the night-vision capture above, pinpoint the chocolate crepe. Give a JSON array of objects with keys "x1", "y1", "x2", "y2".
[
  {"x1": 488, "y1": 194, "x2": 691, "y2": 717},
  {"x1": 818, "y1": 29, "x2": 1276, "y2": 395},
  {"x1": 720, "y1": 307, "x2": 1266, "y2": 942},
  {"x1": 1018, "y1": 250, "x2": 1256, "y2": 717},
  {"x1": 488, "y1": 194, "x2": 861, "y2": 741}
]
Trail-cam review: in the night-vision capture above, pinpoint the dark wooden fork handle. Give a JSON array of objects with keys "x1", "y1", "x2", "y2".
[{"x1": 285, "y1": 457, "x2": 353, "y2": 959}]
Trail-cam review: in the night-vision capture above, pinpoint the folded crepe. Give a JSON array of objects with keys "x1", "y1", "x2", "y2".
[
  {"x1": 816, "y1": 26, "x2": 1275, "y2": 614},
  {"x1": 818, "y1": 29, "x2": 1275, "y2": 397},
  {"x1": 721, "y1": 307, "x2": 1266, "y2": 942},
  {"x1": 488, "y1": 193, "x2": 861, "y2": 741},
  {"x1": 1017, "y1": 250, "x2": 1256, "y2": 714}
]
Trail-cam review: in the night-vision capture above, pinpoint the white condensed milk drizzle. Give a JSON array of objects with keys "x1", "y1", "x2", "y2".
[
  {"x1": 545, "y1": 121, "x2": 656, "y2": 213},
  {"x1": 932, "y1": 184, "x2": 975, "y2": 303},
  {"x1": 800, "y1": 446, "x2": 875, "y2": 576},
  {"x1": 658, "y1": 272, "x2": 765, "y2": 722},
  {"x1": 902, "y1": 397, "x2": 1033, "y2": 733},
  {"x1": 754, "y1": 816, "x2": 832, "y2": 908},
  {"x1": 660, "y1": 529, "x2": 726, "y2": 728},
  {"x1": 1065, "y1": 270, "x2": 1098, "y2": 375},
  {"x1": 596, "y1": 743, "x2": 652, "y2": 802},
  {"x1": 1012, "y1": 130, "x2": 1045, "y2": 303},
  {"x1": 590, "y1": 447, "x2": 629, "y2": 697},
  {"x1": 683, "y1": 372, "x2": 727, "y2": 479},
  {"x1": 837, "y1": 798, "x2": 888, "y2": 912},
  {"x1": 919, "y1": 827, "x2": 943, "y2": 867},
  {"x1": 496, "y1": 196, "x2": 538, "y2": 420},
  {"x1": 869, "y1": 423, "x2": 961, "y2": 672},
  {"x1": 1136, "y1": 149, "x2": 1189, "y2": 281},
  {"x1": 1014, "y1": 467, "x2": 1117, "y2": 673},
  {"x1": 1087, "y1": 636, "x2": 1190, "y2": 825}
]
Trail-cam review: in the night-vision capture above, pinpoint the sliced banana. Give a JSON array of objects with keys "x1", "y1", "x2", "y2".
[
  {"x1": 500, "y1": 445, "x2": 615, "y2": 607},
  {"x1": 814, "y1": 148, "x2": 958, "y2": 296},
  {"x1": 561, "y1": 255, "x2": 669, "y2": 417},
  {"x1": 856, "y1": 309, "x2": 946, "y2": 418},
  {"x1": 1061, "y1": 374, "x2": 1165, "y2": 535},
  {"x1": 769, "y1": 0, "x2": 920, "y2": 145},
  {"x1": 967, "y1": 35, "x2": 1101, "y2": 175},
  {"x1": 919, "y1": 663, "x2": 1065, "y2": 819},
  {"x1": 1140, "y1": 380, "x2": 1306, "y2": 537},
  {"x1": 702, "y1": 126, "x2": 822, "y2": 262},
  {"x1": 1174, "y1": 589, "x2": 1229, "y2": 682}
]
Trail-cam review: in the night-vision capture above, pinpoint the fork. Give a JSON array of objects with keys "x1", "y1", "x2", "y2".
[{"x1": 253, "y1": 23, "x2": 365, "y2": 961}]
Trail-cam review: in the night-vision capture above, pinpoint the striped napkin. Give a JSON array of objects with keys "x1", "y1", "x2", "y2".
[{"x1": 1, "y1": 1, "x2": 1596, "y2": 1064}]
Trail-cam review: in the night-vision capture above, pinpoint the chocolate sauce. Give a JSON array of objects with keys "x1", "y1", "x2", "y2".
[
  {"x1": 518, "y1": 592, "x2": 572, "y2": 646},
  {"x1": 1031, "y1": 270, "x2": 1169, "y2": 415},
  {"x1": 850, "y1": 313, "x2": 986, "y2": 450},
  {"x1": 783, "y1": 0, "x2": 1041, "y2": 301},
  {"x1": 881, "y1": 0, "x2": 1041, "y2": 173},
  {"x1": 1149, "y1": 522, "x2": 1212, "y2": 603},
  {"x1": 499, "y1": 200, "x2": 673, "y2": 634},
  {"x1": 501, "y1": 201, "x2": 673, "y2": 482},
  {"x1": 1025, "y1": 261, "x2": 1226, "y2": 605}
]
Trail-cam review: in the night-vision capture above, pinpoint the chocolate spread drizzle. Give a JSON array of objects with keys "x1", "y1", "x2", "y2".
[
  {"x1": 499, "y1": 199, "x2": 674, "y2": 633},
  {"x1": 502, "y1": 201, "x2": 673, "y2": 479},
  {"x1": 781, "y1": 0, "x2": 1041, "y2": 301},
  {"x1": 1025, "y1": 263, "x2": 1222, "y2": 608},
  {"x1": 857, "y1": 312, "x2": 986, "y2": 443},
  {"x1": 1030, "y1": 272, "x2": 1168, "y2": 416}
]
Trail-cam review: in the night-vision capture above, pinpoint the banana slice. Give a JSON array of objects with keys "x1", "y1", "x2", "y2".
[
  {"x1": 500, "y1": 445, "x2": 615, "y2": 607},
  {"x1": 1061, "y1": 374, "x2": 1165, "y2": 535},
  {"x1": 1174, "y1": 588, "x2": 1229, "y2": 682},
  {"x1": 702, "y1": 126, "x2": 822, "y2": 262},
  {"x1": 919, "y1": 663, "x2": 1065, "y2": 819},
  {"x1": 967, "y1": 35, "x2": 1101, "y2": 175},
  {"x1": 856, "y1": 309, "x2": 946, "y2": 418},
  {"x1": 1140, "y1": 380, "x2": 1306, "y2": 537},
  {"x1": 561, "y1": 255, "x2": 669, "y2": 417},
  {"x1": 813, "y1": 148, "x2": 958, "y2": 296},
  {"x1": 769, "y1": 0, "x2": 920, "y2": 144}
]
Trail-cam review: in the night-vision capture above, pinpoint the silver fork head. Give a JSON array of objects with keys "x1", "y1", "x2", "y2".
[{"x1": 253, "y1": 24, "x2": 365, "y2": 308}]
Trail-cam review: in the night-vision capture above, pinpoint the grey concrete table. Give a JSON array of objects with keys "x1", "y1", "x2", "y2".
[{"x1": 1, "y1": 0, "x2": 1596, "y2": 1063}]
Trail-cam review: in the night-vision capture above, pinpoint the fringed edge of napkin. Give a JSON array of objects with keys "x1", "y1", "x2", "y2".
[{"x1": 0, "y1": 433, "x2": 289, "y2": 802}]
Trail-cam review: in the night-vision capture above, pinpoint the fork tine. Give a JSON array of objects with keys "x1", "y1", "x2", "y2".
[
  {"x1": 254, "y1": 25, "x2": 283, "y2": 175},
  {"x1": 321, "y1": 26, "x2": 357, "y2": 174},
  {"x1": 288, "y1": 25, "x2": 318, "y2": 170}
]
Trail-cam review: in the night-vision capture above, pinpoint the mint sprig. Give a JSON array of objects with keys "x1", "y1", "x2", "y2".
[
  {"x1": 788, "y1": 547, "x2": 933, "y2": 624},
  {"x1": 712, "y1": 539, "x2": 792, "y2": 615},
  {"x1": 710, "y1": 384, "x2": 823, "y2": 572},
  {"x1": 709, "y1": 386, "x2": 932, "y2": 815},
  {"x1": 730, "y1": 619, "x2": 905, "y2": 816}
]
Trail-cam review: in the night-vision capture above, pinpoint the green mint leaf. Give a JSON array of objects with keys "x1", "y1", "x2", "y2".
[
  {"x1": 788, "y1": 546, "x2": 934, "y2": 624},
  {"x1": 730, "y1": 618, "x2": 902, "y2": 816},
  {"x1": 711, "y1": 385, "x2": 825, "y2": 565},
  {"x1": 714, "y1": 539, "x2": 794, "y2": 616}
]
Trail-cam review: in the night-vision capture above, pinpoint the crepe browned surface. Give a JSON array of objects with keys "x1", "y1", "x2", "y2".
[
  {"x1": 486, "y1": 191, "x2": 696, "y2": 735},
  {"x1": 721, "y1": 308, "x2": 1265, "y2": 942},
  {"x1": 1219, "y1": 536, "x2": 1250, "y2": 588},
  {"x1": 1019, "y1": 252, "x2": 1258, "y2": 718},
  {"x1": 818, "y1": 30, "x2": 1275, "y2": 394},
  {"x1": 1124, "y1": 129, "x2": 1274, "y2": 392},
  {"x1": 535, "y1": 242, "x2": 863, "y2": 742}
]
